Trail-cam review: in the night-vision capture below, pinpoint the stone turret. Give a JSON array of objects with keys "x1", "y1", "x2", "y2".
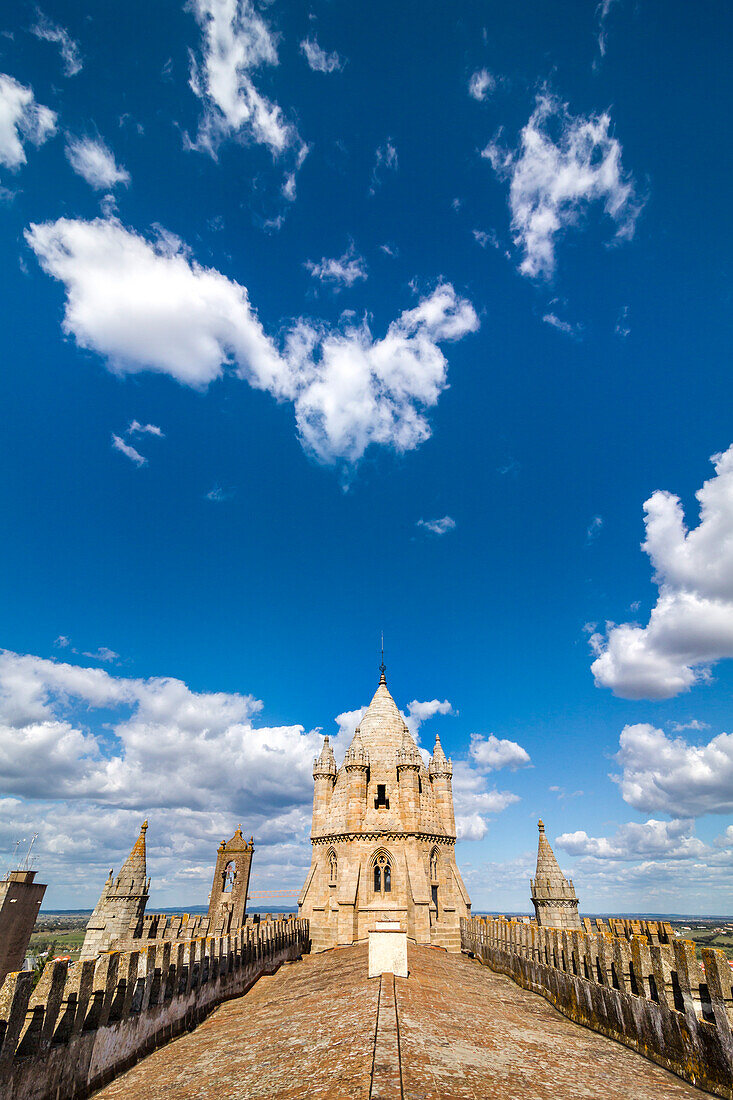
[
  {"x1": 344, "y1": 729, "x2": 369, "y2": 832},
  {"x1": 312, "y1": 735, "x2": 337, "y2": 835},
  {"x1": 80, "y1": 820, "x2": 151, "y2": 959},
  {"x1": 428, "y1": 733, "x2": 455, "y2": 835},
  {"x1": 530, "y1": 819, "x2": 581, "y2": 930},
  {"x1": 396, "y1": 727, "x2": 422, "y2": 831}
]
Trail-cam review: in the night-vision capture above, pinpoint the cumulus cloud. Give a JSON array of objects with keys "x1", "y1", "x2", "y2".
[
  {"x1": 483, "y1": 91, "x2": 640, "y2": 279},
  {"x1": 187, "y1": 0, "x2": 301, "y2": 160},
  {"x1": 369, "y1": 139, "x2": 398, "y2": 195},
  {"x1": 30, "y1": 11, "x2": 82, "y2": 76},
  {"x1": 469, "y1": 732, "x2": 531, "y2": 771},
  {"x1": 0, "y1": 73, "x2": 56, "y2": 170},
  {"x1": 613, "y1": 722, "x2": 733, "y2": 817},
  {"x1": 26, "y1": 217, "x2": 478, "y2": 468},
  {"x1": 556, "y1": 817, "x2": 706, "y2": 860},
  {"x1": 0, "y1": 648, "x2": 321, "y2": 815},
  {"x1": 591, "y1": 445, "x2": 733, "y2": 698},
  {"x1": 305, "y1": 243, "x2": 367, "y2": 288},
  {"x1": 300, "y1": 37, "x2": 344, "y2": 73},
  {"x1": 416, "y1": 516, "x2": 456, "y2": 537},
  {"x1": 65, "y1": 136, "x2": 130, "y2": 190},
  {"x1": 452, "y1": 762, "x2": 520, "y2": 840},
  {"x1": 468, "y1": 69, "x2": 495, "y2": 101}
]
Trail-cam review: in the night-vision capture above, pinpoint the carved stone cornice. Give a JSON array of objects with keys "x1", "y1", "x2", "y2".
[{"x1": 311, "y1": 830, "x2": 455, "y2": 846}]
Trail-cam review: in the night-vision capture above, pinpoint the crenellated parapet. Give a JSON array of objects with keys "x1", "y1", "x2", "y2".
[
  {"x1": 0, "y1": 917, "x2": 310, "y2": 1100},
  {"x1": 462, "y1": 916, "x2": 733, "y2": 1100}
]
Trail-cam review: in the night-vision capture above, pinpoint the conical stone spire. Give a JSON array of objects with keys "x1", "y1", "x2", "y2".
[
  {"x1": 357, "y1": 672, "x2": 411, "y2": 755},
  {"x1": 115, "y1": 820, "x2": 148, "y2": 888},
  {"x1": 80, "y1": 820, "x2": 151, "y2": 959},
  {"x1": 530, "y1": 820, "x2": 581, "y2": 931},
  {"x1": 314, "y1": 735, "x2": 337, "y2": 777}
]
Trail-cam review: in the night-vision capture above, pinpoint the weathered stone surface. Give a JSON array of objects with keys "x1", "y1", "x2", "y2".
[
  {"x1": 368, "y1": 926, "x2": 408, "y2": 978},
  {"x1": 93, "y1": 943, "x2": 703, "y2": 1100}
]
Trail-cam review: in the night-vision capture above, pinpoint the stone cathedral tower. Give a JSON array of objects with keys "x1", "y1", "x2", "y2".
[
  {"x1": 299, "y1": 666, "x2": 471, "y2": 952},
  {"x1": 530, "y1": 819, "x2": 581, "y2": 930}
]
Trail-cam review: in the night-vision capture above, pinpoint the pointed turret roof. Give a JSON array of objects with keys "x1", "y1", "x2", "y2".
[
  {"x1": 356, "y1": 669, "x2": 414, "y2": 755},
  {"x1": 534, "y1": 820, "x2": 567, "y2": 889},
  {"x1": 116, "y1": 820, "x2": 148, "y2": 887}
]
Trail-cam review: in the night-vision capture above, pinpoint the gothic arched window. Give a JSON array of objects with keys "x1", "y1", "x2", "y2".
[
  {"x1": 222, "y1": 861, "x2": 236, "y2": 893},
  {"x1": 328, "y1": 849, "x2": 338, "y2": 884},
  {"x1": 372, "y1": 850, "x2": 392, "y2": 895},
  {"x1": 429, "y1": 848, "x2": 439, "y2": 883}
]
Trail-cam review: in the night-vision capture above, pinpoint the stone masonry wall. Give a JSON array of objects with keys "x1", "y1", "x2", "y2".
[
  {"x1": 0, "y1": 917, "x2": 309, "y2": 1100},
  {"x1": 461, "y1": 916, "x2": 733, "y2": 1099}
]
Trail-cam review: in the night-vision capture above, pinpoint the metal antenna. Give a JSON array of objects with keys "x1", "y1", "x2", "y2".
[
  {"x1": 22, "y1": 833, "x2": 38, "y2": 872},
  {"x1": 5, "y1": 838, "x2": 22, "y2": 881}
]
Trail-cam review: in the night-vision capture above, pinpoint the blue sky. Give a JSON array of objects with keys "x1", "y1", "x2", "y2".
[{"x1": 1, "y1": 0, "x2": 732, "y2": 913}]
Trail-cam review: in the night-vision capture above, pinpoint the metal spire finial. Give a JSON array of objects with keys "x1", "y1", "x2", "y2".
[{"x1": 379, "y1": 632, "x2": 386, "y2": 683}]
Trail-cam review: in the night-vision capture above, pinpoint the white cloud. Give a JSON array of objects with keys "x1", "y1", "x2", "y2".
[
  {"x1": 669, "y1": 719, "x2": 709, "y2": 732},
  {"x1": 542, "y1": 312, "x2": 583, "y2": 339},
  {"x1": 82, "y1": 647, "x2": 119, "y2": 663},
  {"x1": 483, "y1": 91, "x2": 640, "y2": 279},
  {"x1": 615, "y1": 304, "x2": 630, "y2": 337},
  {"x1": 596, "y1": 0, "x2": 620, "y2": 59},
  {"x1": 128, "y1": 420, "x2": 164, "y2": 437},
  {"x1": 27, "y1": 217, "x2": 478, "y2": 468},
  {"x1": 111, "y1": 433, "x2": 146, "y2": 466},
  {"x1": 369, "y1": 139, "x2": 398, "y2": 195},
  {"x1": 591, "y1": 445, "x2": 733, "y2": 698},
  {"x1": 556, "y1": 817, "x2": 706, "y2": 861},
  {"x1": 54, "y1": 635, "x2": 70, "y2": 648},
  {"x1": 613, "y1": 722, "x2": 733, "y2": 817},
  {"x1": 187, "y1": 0, "x2": 301, "y2": 159},
  {"x1": 468, "y1": 69, "x2": 495, "y2": 101},
  {"x1": 30, "y1": 11, "x2": 82, "y2": 76},
  {"x1": 300, "y1": 37, "x2": 344, "y2": 73},
  {"x1": 0, "y1": 74, "x2": 56, "y2": 170},
  {"x1": 469, "y1": 733, "x2": 531, "y2": 771},
  {"x1": 305, "y1": 243, "x2": 367, "y2": 288},
  {"x1": 586, "y1": 514, "x2": 603, "y2": 543},
  {"x1": 473, "y1": 228, "x2": 499, "y2": 249},
  {"x1": 65, "y1": 136, "x2": 130, "y2": 190},
  {"x1": 416, "y1": 516, "x2": 456, "y2": 537},
  {"x1": 404, "y1": 698, "x2": 454, "y2": 740},
  {"x1": 452, "y1": 761, "x2": 520, "y2": 840},
  {"x1": 205, "y1": 486, "x2": 235, "y2": 502}
]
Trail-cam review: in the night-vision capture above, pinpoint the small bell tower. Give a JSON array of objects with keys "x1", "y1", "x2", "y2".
[{"x1": 207, "y1": 827, "x2": 254, "y2": 934}]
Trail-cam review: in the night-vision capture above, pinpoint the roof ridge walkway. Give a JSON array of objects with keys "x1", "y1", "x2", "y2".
[{"x1": 95, "y1": 942, "x2": 707, "y2": 1099}]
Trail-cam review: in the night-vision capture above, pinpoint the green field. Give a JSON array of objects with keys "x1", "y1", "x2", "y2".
[
  {"x1": 29, "y1": 925, "x2": 87, "y2": 962},
  {"x1": 680, "y1": 927, "x2": 733, "y2": 961}
]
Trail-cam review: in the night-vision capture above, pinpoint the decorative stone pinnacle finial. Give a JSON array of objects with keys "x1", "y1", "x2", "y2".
[
  {"x1": 141, "y1": 820, "x2": 148, "y2": 832},
  {"x1": 538, "y1": 819, "x2": 545, "y2": 831}
]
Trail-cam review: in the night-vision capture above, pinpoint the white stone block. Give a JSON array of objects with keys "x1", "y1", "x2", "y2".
[{"x1": 368, "y1": 925, "x2": 408, "y2": 978}]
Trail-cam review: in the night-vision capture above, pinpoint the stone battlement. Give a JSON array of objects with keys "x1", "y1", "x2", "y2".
[
  {"x1": 462, "y1": 916, "x2": 733, "y2": 1099},
  {"x1": 0, "y1": 917, "x2": 309, "y2": 1100}
]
